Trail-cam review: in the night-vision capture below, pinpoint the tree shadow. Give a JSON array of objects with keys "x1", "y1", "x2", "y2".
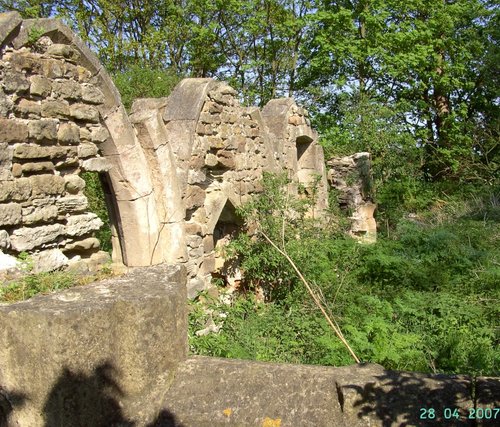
[
  {"x1": 340, "y1": 369, "x2": 476, "y2": 427},
  {"x1": 42, "y1": 361, "x2": 183, "y2": 427}
]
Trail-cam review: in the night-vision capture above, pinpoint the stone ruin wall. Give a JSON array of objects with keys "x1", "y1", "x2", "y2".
[
  {"x1": 327, "y1": 153, "x2": 377, "y2": 243},
  {"x1": 0, "y1": 12, "x2": 373, "y2": 297},
  {"x1": 0, "y1": 17, "x2": 112, "y2": 274}
]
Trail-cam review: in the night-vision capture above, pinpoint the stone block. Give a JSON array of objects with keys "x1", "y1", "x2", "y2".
[
  {"x1": 39, "y1": 58, "x2": 65, "y2": 79},
  {"x1": 81, "y1": 84, "x2": 105, "y2": 104},
  {"x1": 57, "y1": 122, "x2": 80, "y2": 144},
  {"x1": 0, "y1": 251, "x2": 18, "y2": 272},
  {"x1": 0, "y1": 89, "x2": 14, "y2": 117},
  {"x1": 21, "y1": 161, "x2": 55, "y2": 174},
  {"x1": 22, "y1": 204, "x2": 58, "y2": 224},
  {"x1": 10, "y1": 223, "x2": 65, "y2": 251},
  {"x1": 63, "y1": 237, "x2": 100, "y2": 251},
  {"x1": 30, "y1": 248, "x2": 68, "y2": 273},
  {"x1": 0, "y1": 142, "x2": 13, "y2": 180},
  {"x1": 52, "y1": 79, "x2": 82, "y2": 100},
  {"x1": 14, "y1": 144, "x2": 74, "y2": 160},
  {"x1": 69, "y1": 103, "x2": 99, "y2": 123},
  {"x1": 29, "y1": 174, "x2": 65, "y2": 196},
  {"x1": 15, "y1": 98, "x2": 41, "y2": 118},
  {"x1": 0, "y1": 202, "x2": 22, "y2": 226},
  {"x1": 46, "y1": 43, "x2": 80, "y2": 62},
  {"x1": 0, "y1": 264, "x2": 187, "y2": 426},
  {"x1": 65, "y1": 212, "x2": 103, "y2": 236},
  {"x1": 27, "y1": 118, "x2": 58, "y2": 141},
  {"x1": 0, "y1": 118, "x2": 28, "y2": 143},
  {"x1": 56, "y1": 195, "x2": 88, "y2": 213},
  {"x1": 41, "y1": 100, "x2": 70, "y2": 119},
  {"x1": 0, "y1": 229, "x2": 10, "y2": 249},
  {"x1": 162, "y1": 356, "x2": 345, "y2": 426},
  {"x1": 187, "y1": 276, "x2": 208, "y2": 299},
  {"x1": 64, "y1": 174, "x2": 86, "y2": 194},
  {"x1": 80, "y1": 157, "x2": 111, "y2": 172},
  {"x1": 77, "y1": 142, "x2": 98, "y2": 158},
  {"x1": 0, "y1": 178, "x2": 31, "y2": 202},
  {"x1": 89, "y1": 126, "x2": 110, "y2": 143},
  {"x1": 2, "y1": 70, "x2": 30, "y2": 93},
  {"x1": 29, "y1": 75, "x2": 51, "y2": 97},
  {"x1": 185, "y1": 185, "x2": 205, "y2": 209}
]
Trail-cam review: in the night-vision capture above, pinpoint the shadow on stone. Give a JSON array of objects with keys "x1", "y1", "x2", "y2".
[
  {"x1": 42, "y1": 361, "x2": 184, "y2": 427},
  {"x1": 0, "y1": 387, "x2": 26, "y2": 427},
  {"x1": 146, "y1": 410, "x2": 185, "y2": 427},
  {"x1": 43, "y1": 361, "x2": 134, "y2": 427},
  {"x1": 340, "y1": 369, "x2": 473, "y2": 426}
]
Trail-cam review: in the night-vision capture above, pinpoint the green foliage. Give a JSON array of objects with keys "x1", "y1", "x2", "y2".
[
  {"x1": 113, "y1": 66, "x2": 181, "y2": 111},
  {"x1": 190, "y1": 175, "x2": 499, "y2": 376},
  {"x1": 81, "y1": 172, "x2": 112, "y2": 253}
]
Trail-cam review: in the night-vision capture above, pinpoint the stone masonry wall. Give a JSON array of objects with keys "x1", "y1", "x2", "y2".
[
  {"x1": 0, "y1": 26, "x2": 111, "y2": 273},
  {"x1": 327, "y1": 153, "x2": 377, "y2": 243}
]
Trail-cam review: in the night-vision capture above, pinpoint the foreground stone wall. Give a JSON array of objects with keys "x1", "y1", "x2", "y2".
[
  {"x1": 1, "y1": 268, "x2": 497, "y2": 426},
  {"x1": 0, "y1": 265, "x2": 187, "y2": 426}
]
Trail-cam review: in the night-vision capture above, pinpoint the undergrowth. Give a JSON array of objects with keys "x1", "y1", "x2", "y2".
[{"x1": 189, "y1": 174, "x2": 499, "y2": 376}]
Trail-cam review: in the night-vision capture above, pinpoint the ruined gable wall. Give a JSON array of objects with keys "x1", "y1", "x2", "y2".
[
  {"x1": 0, "y1": 17, "x2": 111, "y2": 272},
  {"x1": 0, "y1": 13, "x2": 179, "y2": 272}
]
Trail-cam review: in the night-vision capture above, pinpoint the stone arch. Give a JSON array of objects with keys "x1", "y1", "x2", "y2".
[{"x1": 0, "y1": 13, "x2": 166, "y2": 266}]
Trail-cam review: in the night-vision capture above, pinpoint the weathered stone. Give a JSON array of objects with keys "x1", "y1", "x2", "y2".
[
  {"x1": 162, "y1": 356, "x2": 345, "y2": 426},
  {"x1": 187, "y1": 276, "x2": 208, "y2": 299},
  {"x1": 0, "y1": 251, "x2": 18, "y2": 272},
  {"x1": 30, "y1": 248, "x2": 68, "y2": 273},
  {"x1": 14, "y1": 143, "x2": 74, "y2": 160},
  {"x1": 0, "y1": 229, "x2": 10, "y2": 249},
  {"x1": 56, "y1": 195, "x2": 88, "y2": 213},
  {"x1": 187, "y1": 169, "x2": 206, "y2": 184},
  {"x1": 0, "y1": 202, "x2": 22, "y2": 226},
  {"x1": 187, "y1": 234, "x2": 203, "y2": 248},
  {"x1": 65, "y1": 212, "x2": 103, "y2": 236},
  {"x1": 82, "y1": 84, "x2": 105, "y2": 104},
  {"x1": 15, "y1": 98, "x2": 41, "y2": 117},
  {"x1": 77, "y1": 142, "x2": 98, "y2": 158},
  {"x1": 28, "y1": 119, "x2": 58, "y2": 141},
  {"x1": 80, "y1": 157, "x2": 111, "y2": 172},
  {"x1": 69, "y1": 103, "x2": 99, "y2": 123},
  {"x1": 185, "y1": 221, "x2": 202, "y2": 235},
  {"x1": 8, "y1": 52, "x2": 42, "y2": 73},
  {"x1": 22, "y1": 204, "x2": 58, "y2": 224},
  {"x1": 64, "y1": 174, "x2": 86, "y2": 194},
  {"x1": 217, "y1": 150, "x2": 236, "y2": 168},
  {"x1": 46, "y1": 43, "x2": 80, "y2": 62},
  {"x1": 0, "y1": 265, "x2": 187, "y2": 426},
  {"x1": 2, "y1": 70, "x2": 29, "y2": 93},
  {"x1": 0, "y1": 178, "x2": 32, "y2": 202},
  {"x1": 57, "y1": 121, "x2": 80, "y2": 144},
  {"x1": 41, "y1": 99, "x2": 70, "y2": 119},
  {"x1": 52, "y1": 79, "x2": 82, "y2": 100},
  {"x1": 333, "y1": 365, "x2": 473, "y2": 427},
  {"x1": 205, "y1": 153, "x2": 218, "y2": 167},
  {"x1": 185, "y1": 185, "x2": 205, "y2": 209},
  {"x1": 21, "y1": 161, "x2": 55, "y2": 174},
  {"x1": 29, "y1": 75, "x2": 52, "y2": 97},
  {"x1": 10, "y1": 223, "x2": 65, "y2": 251},
  {"x1": 39, "y1": 58, "x2": 65, "y2": 79},
  {"x1": 63, "y1": 237, "x2": 100, "y2": 251},
  {"x1": 0, "y1": 118, "x2": 28, "y2": 143},
  {"x1": 0, "y1": 142, "x2": 12, "y2": 180},
  {"x1": 11, "y1": 162, "x2": 23, "y2": 178},
  {"x1": 29, "y1": 174, "x2": 65, "y2": 196},
  {"x1": 0, "y1": 89, "x2": 13, "y2": 116}
]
